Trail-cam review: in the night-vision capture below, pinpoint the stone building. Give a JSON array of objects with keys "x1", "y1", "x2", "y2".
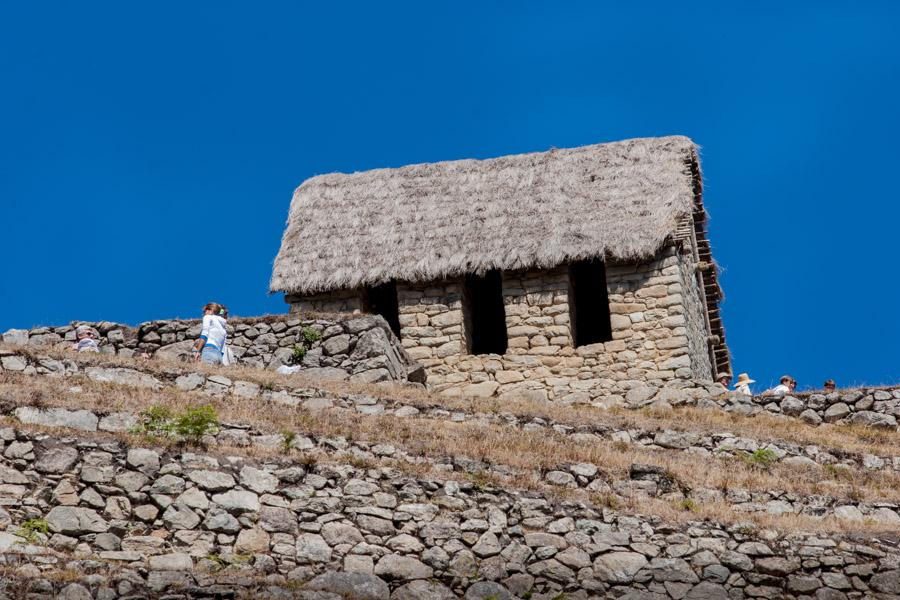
[{"x1": 271, "y1": 136, "x2": 729, "y2": 401}]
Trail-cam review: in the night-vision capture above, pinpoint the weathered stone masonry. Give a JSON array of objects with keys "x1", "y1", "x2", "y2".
[
  {"x1": 1, "y1": 314, "x2": 420, "y2": 384},
  {"x1": 291, "y1": 245, "x2": 715, "y2": 403}
]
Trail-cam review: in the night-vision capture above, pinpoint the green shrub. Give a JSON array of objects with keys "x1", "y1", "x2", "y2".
[
  {"x1": 675, "y1": 498, "x2": 698, "y2": 512},
  {"x1": 302, "y1": 327, "x2": 322, "y2": 344},
  {"x1": 171, "y1": 405, "x2": 219, "y2": 442},
  {"x1": 281, "y1": 430, "x2": 297, "y2": 452},
  {"x1": 742, "y1": 448, "x2": 778, "y2": 470},
  {"x1": 17, "y1": 518, "x2": 49, "y2": 544},
  {"x1": 133, "y1": 404, "x2": 218, "y2": 444},
  {"x1": 136, "y1": 405, "x2": 174, "y2": 436},
  {"x1": 291, "y1": 345, "x2": 307, "y2": 364}
]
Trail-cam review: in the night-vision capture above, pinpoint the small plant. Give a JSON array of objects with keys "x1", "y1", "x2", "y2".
[
  {"x1": 260, "y1": 381, "x2": 275, "y2": 391},
  {"x1": 824, "y1": 463, "x2": 854, "y2": 482},
  {"x1": 288, "y1": 327, "x2": 322, "y2": 364},
  {"x1": 132, "y1": 405, "x2": 174, "y2": 436},
  {"x1": 675, "y1": 498, "x2": 698, "y2": 512},
  {"x1": 17, "y1": 518, "x2": 49, "y2": 544},
  {"x1": 741, "y1": 448, "x2": 778, "y2": 471},
  {"x1": 171, "y1": 405, "x2": 219, "y2": 442},
  {"x1": 291, "y1": 345, "x2": 307, "y2": 364},
  {"x1": 132, "y1": 404, "x2": 218, "y2": 444},
  {"x1": 551, "y1": 594, "x2": 569, "y2": 600},
  {"x1": 281, "y1": 430, "x2": 297, "y2": 452},
  {"x1": 204, "y1": 553, "x2": 227, "y2": 571},
  {"x1": 301, "y1": 327, "x2": 322, "y2": 344}
]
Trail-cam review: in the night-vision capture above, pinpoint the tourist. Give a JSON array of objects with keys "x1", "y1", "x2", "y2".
[
  {"x1": 766, "y1": 375, "x2": 796, "y2": 397},
  {"x1": 733, "y1": 373, "x2": 755, "y2": 395},
  {"x1": 823, "y1": 379, "x2": 836, "y2": 393},
  {"x1": 192, "y1": 303, "x2": 228, "y2": 365},
  {"x1": 716, "y1": 372, "x2": 733, "y2": 389},
  {"x1": 73, "y1": 326, "x2": 100, "y2": 353}
]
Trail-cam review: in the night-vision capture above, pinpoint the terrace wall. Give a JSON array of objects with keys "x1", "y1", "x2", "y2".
[{"x1": 0, "y1": 314, "x2": 420, "y2": 384}]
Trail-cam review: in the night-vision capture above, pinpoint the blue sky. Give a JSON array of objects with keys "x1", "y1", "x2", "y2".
[{"x1": 1, "y1": 1, "x2": 898, "y2": 389}]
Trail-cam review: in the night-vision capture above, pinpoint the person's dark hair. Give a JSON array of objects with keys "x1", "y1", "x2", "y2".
[
  {"x1": 203, "y1": 302, "x2": 227, "y2": 318},
  {"x1": 824, "y1": 379, "x2": 836, "y2": 388}
]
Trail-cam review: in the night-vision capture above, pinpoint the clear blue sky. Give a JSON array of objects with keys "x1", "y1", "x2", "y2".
[{"x1": 2, "y1": 1, "x2": 898, "y2": 389}]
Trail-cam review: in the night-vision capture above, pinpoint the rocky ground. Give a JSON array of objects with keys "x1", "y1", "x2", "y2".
[{"x1": 0, "y1": 345, "x2": 898, "y2": 599}]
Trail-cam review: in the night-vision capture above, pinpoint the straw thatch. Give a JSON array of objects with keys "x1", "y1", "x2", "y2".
[{"x1": 271, "y1": 135, "x2": 701, "y2": 295}]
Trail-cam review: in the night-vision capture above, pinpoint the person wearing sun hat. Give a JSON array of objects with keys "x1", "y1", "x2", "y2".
[
  {"x1": 733, "y1": 373, "x2": 755, "y2": 396},
  {"x1": 716, "y1": 372, "x2": 732, "y2": 389}
]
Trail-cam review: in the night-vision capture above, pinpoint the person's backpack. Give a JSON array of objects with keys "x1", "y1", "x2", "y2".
[{"x1": 222, "y1": 344, "x2": 235, "y2": 366}]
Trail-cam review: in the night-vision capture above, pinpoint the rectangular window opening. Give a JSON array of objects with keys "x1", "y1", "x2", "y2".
[
  {"x1": 363, "y1": 281, "x2": 401, "y2": 339},
  {"x1": 568, "y1": 259, "x2": 613, "y2": 347},
  {"x1": 462, "y1": 270, "x2": 508, "y2": 355}
]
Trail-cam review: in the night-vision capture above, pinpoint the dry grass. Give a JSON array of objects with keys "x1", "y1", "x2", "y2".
[
  {"x1": 9, "y1": 343, "x2": 898, "y2": 461},
  {"x1": 2, "y1": 369, "x2": 899, "y2": 511},
  {"x1": 6, "y1": 414, "x2": 899, "y2": 538}
]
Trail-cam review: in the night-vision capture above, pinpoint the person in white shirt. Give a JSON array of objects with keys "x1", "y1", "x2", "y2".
[
  {"x1": 72, "y1": 326, "x2": 100, "y2": 353},
  {"x1": 192, "y1": 303, "x2": 228, "y2": 365},
  {"x1": 733, "y1": 373, "x2": 755, "y2": 396},
  {"x1": 766, "y1": 375, "x2": 796, "y2": 397}
]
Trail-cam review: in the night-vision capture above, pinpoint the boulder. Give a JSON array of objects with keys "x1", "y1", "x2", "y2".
[
  {"x1": 848, "y1": 411, "x2": 897, "y2": 429},
  {"x1": 306, "y1": 572, "x2": 389, "y2": 600},
  {"x1": 593, "y1": 551, "x2": 649, "y2": 583},
  {"x1": 211, "y1": 490, "x2": 260, "y2": 513},
  {"x1": 34, "y1": 446, "x2": 79, "y2": 474},
  {"x1": 162, "y1": 504, "x2": 200, "y2": 530},
  {"x1": 126, "y1": 449, "x2": 160, "y2": 476},
  {"x1": 234, "y1": 527, "x2": 270, "y2": 554},
  {"x1": 45, "y1": 506, "x2": 108, "y2": 535},
  {"x1": 296, "y1": 533, "x2": 332, "y2": 563},
  {"x1": 239, "y1": 466, "x2": 279, "y2": 494},
  {"x1": 148, "y1": 553, "x2": 194, "y2": 571},
  {"x1": 823, "y1": 402, "x2": 850, "y2": 422},
  {"x1": 392, "y1": 580, "x2": 455, "y2": 600},
  {"x1": 870, "y1": 570, "x2": 900, "y2": 594},
  {"x1": 374, "y1": 554, "x2": 433, "y2": 580},
  {"x1": 685, "y1": 582, "x2": 729, "y2": 600},
  {"x1": 84, "y1": 367, "x2": 162, "y2": 389},
  {"x1": 188, "y1": 470, "x2": 236, "y2": 492},
  {"x1": 463, "y1": 582, "x2": 513, "y2": 600},
  {"x1": 15, "y1": 407, "x2": 98, "y2": 432}
]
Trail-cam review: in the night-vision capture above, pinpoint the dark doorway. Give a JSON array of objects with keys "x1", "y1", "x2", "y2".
[
  {"x1": 363, "y1": 281, "x2": 401, "y2": 338},
  {"x1": 463, "y1": 270, "x2": 508, "y2": 355},
  {"x1": 568, "y1": 259, "x2": 613, "y2": 347}
]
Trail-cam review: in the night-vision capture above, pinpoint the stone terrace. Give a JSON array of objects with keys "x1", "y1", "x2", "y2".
[{"x1": 0, "y1": 349, "x2": 898, "y2": 597}]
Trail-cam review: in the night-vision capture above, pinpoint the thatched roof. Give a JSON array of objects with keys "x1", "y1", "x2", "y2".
[{"x1": 271, "y1": 135, "x2": 701, "y2": 295}]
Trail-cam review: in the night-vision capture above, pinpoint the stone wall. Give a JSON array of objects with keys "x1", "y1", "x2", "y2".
[
  {"x1": 0, "y1": 314, "x2": 420, "y2": 384},
  {"x1": 676, "y1": 244, "x2": 714, "y2": 380},
  {"x1": 706, "y1": 387, "x2": 900, "y2": 429},
  {"x1": 391, "y1": 247, "x2": 713, "y2": 401},
  {"x1": 0, "y1": 347, "x2": 900, "y2": 464},
  {"x1": 287, "y1": 288, "x2": 367, "y2": 315},
  {"x1": 0, "y1": 407, "x2": 898, "y2": 598}
]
